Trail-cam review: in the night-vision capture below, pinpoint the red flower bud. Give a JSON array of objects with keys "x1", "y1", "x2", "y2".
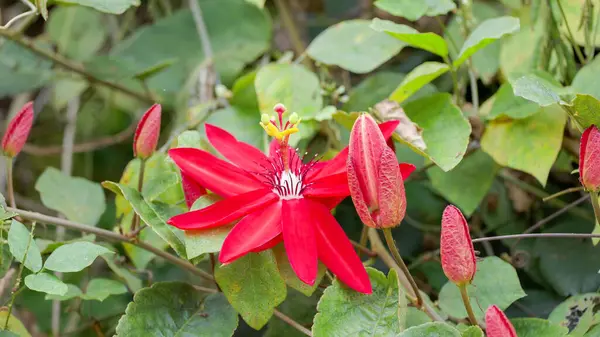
[
  {"x1": 181, "y1": 170, "x2": 207, "y2": 209},
  {"x1": 347, "y1": 114, "x2": 407, "y2": 228},
  {"x1": 579, "y1": 125, "x2": 600, "y2": 191},
  {"x1": 440, "y1": 205, "x2": 476, "y2": 285},
  {"x1": 2, "y1": 101, "x2": 34, "y2": 158},
  {"x1": 133, "y1": 104, "x2": 161, "y2": 159},
  {"x1": 485, "y1": 305, "x2": 517, "y2": 337}
]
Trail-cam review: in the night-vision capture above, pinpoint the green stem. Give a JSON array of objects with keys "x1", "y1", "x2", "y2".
[
  {"x1": 557, "y1": 0, "x2": 587, "y2": 64},
  {"x1": 542, "y1": 186, "x2": 585, "y2": 202},
  {"x1": 443, "y1": 56, "x2": 460, "y2": 103},
  {"x1": 4, "y1": 222, "x2": 35, "y2": 330},
  {"x1": 590, "y1": 191, "x2": 600, "y2": 226},
  {"x1": 5, "y1": 158, "x2": 15, "y2": 209},
  {"x1": 273, "y1": 0, "x2": 313, "y2": 70},
  {"x1": 382, "y1": 228, "x2": 423, "y2": 308},
  {"x1": 459, "y1": 284, "x2": 478, "y2": 325},
  {"x1": 131, "y1": 159, "x2": 146, "y2": 233},
  {"x1": 357, "y1": 225, "x2": 368, "y2": 258}
]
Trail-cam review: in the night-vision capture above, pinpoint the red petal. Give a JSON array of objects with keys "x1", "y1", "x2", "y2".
[
  {"x1": 181, "y1": 171, "x2": 207, "y2": 209},
  {"x1": 485, "y1": 305, "x2": 517, "y2": 337},
  {"x1": 440, "y1": 205, "x2": 476, "y2": 285},
  {"x1": 219, "y1": 201, "x2": 282, "y2": 263},
  {"x1": 251, "y1": 234, "x2": 282, "y2": 253},
  {"x1": 134, "y1": 104, "x2": 161, "y2": 159},
  {"x1": 379, "y1": 120, "x2": 400, "y2": 139},
  {"x1": 282, "y1": 199, "x2": 318, "y2": 286},
  {"x1": 308, "y1": 147, "x2": 348, "y2": 181},
  {"x1": 167, "y1": 188, "x2": 277, "y2": 230},
  {"x1": 581, "y1": 125, "x2": 600, "y2": 191},
  {"x1": 315, "y1": 197, "x2": 346, "y2": 210},
  {"x1": 169, "y1": 147, "x2": 265, "y2": 197},
  {"x1": 311, "y1": 200, "x2": 372, "y2": 293},
  {"x1": 2, "y1": 101, "x2": 34, "y2": 157},
  {"x1": 377, "y1": 147, "x2": 406, "y2": 228},
  {"x1": 205, "y1": 124, "x2": 269, "y2": 172},
  {"x1": 399, "y1": 163, "x2": 416, "y2": 180},
  {"x1": 347, "y1": 160, "x2": 376, "y2": 228},
  {"x1": 348, "y1": 114, "x2": 387, "y2": 206},
  {"x1": 304, "y1": 173, "x2": 350, "y2": 198}
]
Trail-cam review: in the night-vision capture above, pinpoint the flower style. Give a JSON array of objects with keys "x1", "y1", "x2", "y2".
[
  {"x1": 440, "y1": 205, "x2": 476, "y2": 286},
  {"x1": 167, "y1": 105, "x2": 400, "y2": 294},
  {"x1": 485, "y1": 305, "x2": 517, "y2": 337},
  {"x1": 579, "y1": 125, "x2": 600, "y2": 192},
  {"x1": 133, "y1": 104, "x2": 162, "y2": 159},
  {"x1": 2, "y1": 101, "x2": 34, "y2": 158},
  {"x1": 347, "y1": 114, "x2": 415, "y2": 228}
]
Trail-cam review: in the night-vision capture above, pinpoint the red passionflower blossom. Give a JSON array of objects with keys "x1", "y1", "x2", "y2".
[
  {"x1": 167, "y1": 106, "x2": 400, "y2": 294},
  {"x1": 2, "y1": 101, "x2": 34, "y2": 158},
  {"x1": 579, "y1": 125, "x2": 600, "y2": 192},
  {"x1": 440, "y1": 205, "x2": 476, "y2": 286},
  {"x1": 485, "y1": 305, "x2": 517, "y2": 337}
]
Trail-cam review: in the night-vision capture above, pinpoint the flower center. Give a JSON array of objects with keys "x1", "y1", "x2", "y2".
[{"x1": 275, "y1": 170, "x2": 303, "y2": 199}]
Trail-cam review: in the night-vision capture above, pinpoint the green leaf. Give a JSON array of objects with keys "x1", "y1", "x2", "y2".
[
  {"x1": 133, "y1": 59, "x2": 176, "y2": 81},
  {"x1": 46, "y1": 6, "x2": 106, "y2": 61},
  {"x1": 570, "y1": 94, "x2": 600, "y2": 130},
  {"x1": 481, "y1": 105, "x2": 566, "y2": 185},
  {"x1": 0, "y1": 41, "x2": 52, "y2": 98},
  {"x1": 264, "y1": 289, "x2": 318, "y2": 337},
  {"x1": 402, "y1": 93, "x2": 472, "y2": 171},
  {"x1": 8, "y1": 220, "x2": 42, "y2": 273},
  {"x1": 53, "y1": 0, "x2": 139, "y2": 14},
  {"x1": 555, "y1": 0, "x2": 600, "y2": 47},
  {"x1": 487, "y1": 82, "x2": 540, "y2": 120},
  {"x1": 390, "y1": 62, "x2": 450, "y2": 104},
  {"x1": 342, "y1": 72, "x2": 436, "y2": 112},
  {"x1": 306, "y1": 20, "x2": 405, "y2": 73},
  {"x1": 572, "y1": 56, "x2": 600, "y2": 100},
  {"x1": 453, "y1": 16, "x2": 520, "y2": 68},
  {"x1": 102, "y1": 256, "x2": 143, "y2": 293},
  {"x1": 215, "y1": 251, "x2": 286, "y2": 330},
  {"x1": 428, "y1": 150, "x2": 500, "y2": 216},
  {"x1": 438, "y1": 256, "x2": 526, "y2": 322},
  {"x1": 398, "y1": 322, "x2": 461, "y2": 337},
  {"x1": 44, "y1": 242, "x2": 114, "y2": 273},
  {"x1": 0, "y1": 309, "x2": 32, "y2": 337},
  {"x1": 374, "y1": 0, "x2": 455, "y2": 21},
  {"x1": 115, "y1": 282, "x2": 238, "y2": 337},
  {"x1": 35, "y1": 167, "x2": 106, "y2": 226},
  {"x1": 460, "y1": 326, "x2": 484, "y2": 337},
  {"x1": 45, "y1": 284, "x2": 83, "y2": 301},
  {"x1": 312, "y1": 268, "x2": 402, "y2": 337},
  {"x1": 111, "y1": 0, "x2": 271, "y2": 98},
  {"x1": 24, "y1": 273, "x2": 68, "y2": 296},
  {"x1": 82, "y1": 278, "x2": 128, "y2": 301},
  {"x1": 273, "y1": 244, "x2": 325, "y2": 296},
  {"x1": 184, "y1": 195, "x2": 230, "y2": 259},
  {"x1": 549, "y1": 294, "x2": 600, "y2": 336},
  {"x1": 255, "y1": 63, "x2": 323, "y2": 120},
  {"x1": 511, "y1": 74, "x2": 564, "y2": 107},
  {"x1": 102, "y1": 181, "x2": 187, "y2": 258},
  {"x1": 512, "y1": 318, "x2": 569, "y2": 337},
  {"x1": 371, "y1": 19, "x2": 448, "y2": 57}
]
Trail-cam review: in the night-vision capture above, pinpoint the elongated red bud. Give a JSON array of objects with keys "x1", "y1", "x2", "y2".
[
  {"x1": 440, "y1": 205, "x2": 476, "y2": 285},
  {"x1": 2, "y1": 102, "x2": 34, "y2": 158},
  {"x1": 181, "y1": 171, "x2": 207, "y2": 209},
  {"x1": 580, "y1": 125, "x2": 600, "y2": 191},
  {"x1": 347, "y1": 114, "x2": 407, "y2": 228},
  {"x1": 134, "y1": 104, "x2": 161, "y2": 159},
  {"x1": 485, "y1": 305, "x2": 517, "y2": 337}
]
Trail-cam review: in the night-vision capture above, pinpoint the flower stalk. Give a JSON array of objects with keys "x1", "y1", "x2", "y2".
[
  {"x1": 5, "y1": 158, "x2": 15, "y2": 209},
  {"x1": 382, "y1": 228, "x2": 423, "y2": 308},
  {"x1": 459, "y1": 284, "x2": 477, "y2": 325},
  {"x1": 590, "y1": 192, "x2": 600, "y2": 227},
  {"x1": 5, "y1": 222, "x2": 35, "y2": 330}
]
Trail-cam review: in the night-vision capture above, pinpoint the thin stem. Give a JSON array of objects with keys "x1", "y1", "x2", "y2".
[
  {"x1": 459, "y1": 284, "x2": 478, "y2": 325},
  {"x1": 209, "y1": 253, "x2": 221, "y2": 291},
  {"x1": 273, "y1": 310, "x2": 312, "y2": 337},
  {"x1": 188, "y1": 0, "x2": 221, "y2": 86},
  {"x1": 472, "y1": 232, "x2": 600, "y2": 243},
  {"x1": 5, "y1": 222, "x2": 35, "y2": 330},
  {"x1": 131, "y1": 159, "x2": 146, "y2": 233},
  {"x1": 590, "y1": 191, "x2": 600, "y2": 227},
  {"x1": 542, "y1": 186, "x2": 585, "y2": 202},
  {"x1": 467, "y1": 62, "x2": 479, "y2": 115},
  {"x1": 443, "y1": 56, "x2": 460, "y2": 103},
  {"x1": 273, "y1": 0, "x2": 312, "y2": 70},
  {"x1": 382, "y1": 228, "x2": 423, "y2": 308},
  {"x1": 557, "y1": 0, "x2": 587, "y2": 64},
  {"x1": 357, "y1": 225, "x2": 369, "y2": 258},
  {"x1": 350, "y1": 239, "x2": 376, "y2": 258},
  {"x1": 0, "y1": 30, "x2": 154, "y2": 104},
  {"x1": 5, "y1": 158, "x2": 15, "y2": 209},
  {"x1": 7, "y1": 207, "x2": 214, "y2": 281}
]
